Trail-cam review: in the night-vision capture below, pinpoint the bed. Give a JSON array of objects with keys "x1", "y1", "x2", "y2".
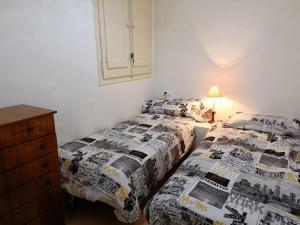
[
  {"x1": 58, "y1": 99, "x2": 212, "y2": 223},
  {"x1": 145, "y1": 113, "x2": 300, "y2": 225}
]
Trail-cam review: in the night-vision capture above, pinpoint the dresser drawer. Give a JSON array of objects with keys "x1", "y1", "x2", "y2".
[
  {"x1": 0, "y1": 152, "x2": 59, "y2": 195},
  {"x1": 0, "y1": 188, "x2": 64, "y2": 225},
  {"x1": 0, "y1": 115, "x2": 55, "y2": 150},
  {"x1": 0, "y1": 134, "x2": 57, "y2": 173},
  {"x1": 0, "y1": 170, "x2": 61, "y2": 217}
]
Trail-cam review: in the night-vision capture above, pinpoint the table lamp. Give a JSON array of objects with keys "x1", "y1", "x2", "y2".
[{"x1": 207, "y1": 86, "x2": 222, "y2": 123}]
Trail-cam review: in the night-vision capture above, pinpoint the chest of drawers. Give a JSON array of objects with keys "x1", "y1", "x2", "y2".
[{"x1": 0, "y1": 105, "x2": 65, "y2": 225}]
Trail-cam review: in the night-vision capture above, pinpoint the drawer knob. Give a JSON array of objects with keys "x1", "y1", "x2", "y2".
[
  {"x1": 40, "y1": 143, "x2": 47, "y2": 150},
  {"x1": 42, "y1": 162, "x2": 49, "y2": 168},
  {"x1": 27, "y1": 127, "x2": 34, "y2": 133},
  {"x1": 44, "y1": 179, "x2": 51, "y2": 187},
  {"x1": 49, "y1": 207, "x2": 55, "y2": 218},
  {"x1": 47, "y1": 196, "x2": 54, "y2": 205}
]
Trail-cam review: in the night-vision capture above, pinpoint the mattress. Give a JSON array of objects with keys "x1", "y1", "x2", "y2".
[
  {"x1": 58, "y1": 113, "x2": 195, "y2": 223},
  {"x1": 145, "y1": 123, "x2": 300, "y2": 225}
]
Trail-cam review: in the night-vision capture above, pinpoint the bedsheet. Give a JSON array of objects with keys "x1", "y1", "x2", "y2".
[
  {"x1": 145, "y1": 123, "x2": 300, "y2": 225},
  {"x1": 58, "y1": 113, "x2": 195, "y2": 223}
]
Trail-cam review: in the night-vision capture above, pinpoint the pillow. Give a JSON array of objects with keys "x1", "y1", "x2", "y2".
[
  {"x1": 142, "y1": 99, "x2": 213, "y2": 122},
  {"x1": 226, "y1": 112, "x2": 300, "y2": 137}
]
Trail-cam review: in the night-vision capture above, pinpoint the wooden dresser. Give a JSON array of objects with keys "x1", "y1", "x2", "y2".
[{"x1": 0, "y1": 105, "x2": 65, "y2": 225}]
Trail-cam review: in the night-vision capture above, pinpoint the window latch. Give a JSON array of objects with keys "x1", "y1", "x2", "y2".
[{"x1": 130, "y1": 53, "x2": 135, "y2": 64}]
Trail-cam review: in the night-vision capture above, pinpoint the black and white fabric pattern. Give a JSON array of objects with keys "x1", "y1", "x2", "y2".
[
  {"x1": 226, "y1": 112, "x2": 300, "y2": 137},
  {"x1": 145, "y1": 117, "x2": 300, "y2": 225},
  {"x1": 58, "y1": 113, "x2": 195, "y2": 223},
  {"x1": 142, "y1": 99, "x2": 213, "y2": 122}
]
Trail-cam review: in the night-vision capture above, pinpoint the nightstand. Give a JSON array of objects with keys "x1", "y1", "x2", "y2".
[{"x1": 193, "y1": 122, "x2": 212, "y2": 147}]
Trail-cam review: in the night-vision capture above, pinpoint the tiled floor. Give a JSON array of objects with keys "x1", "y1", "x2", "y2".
[{"x1": 65, "y1": 199, "x2": 146, "y2": 225}]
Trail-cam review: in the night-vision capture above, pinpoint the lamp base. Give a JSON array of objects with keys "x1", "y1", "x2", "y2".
[{"x1": 209, "y1": 111, "x2": 216, "y2": 124}]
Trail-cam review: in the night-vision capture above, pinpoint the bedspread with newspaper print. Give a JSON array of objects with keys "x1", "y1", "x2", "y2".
[
  {"x1": 145, "y1": 123, "x2": 300, "y2": 225},
  {"x1": 58, "y1": 113, "x2": 195, "y2": 223}
]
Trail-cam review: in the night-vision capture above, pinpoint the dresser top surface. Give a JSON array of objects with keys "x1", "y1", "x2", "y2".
[{"x1": 0, "y1": 104, "x2": 56, "y2": 127}]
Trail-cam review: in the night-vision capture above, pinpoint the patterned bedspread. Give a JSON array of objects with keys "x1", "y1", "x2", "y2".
[
  {"x1": 58, "y1": 113, "x2": 195, "y2": 223},
  {"x1": 145, "y1": 123, "x2": 300, "y2": 225}
]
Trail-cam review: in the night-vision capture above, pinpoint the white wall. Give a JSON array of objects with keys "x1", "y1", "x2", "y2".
[
  {"x1": 0, "y1": 0, "x2": 153, "y2": 144},
  {"x1": 2, "y1": 0, "x2": 300, "y2": 145},
  {"x1": 153, "y1": 0, "x2": 300, "y2": 120}
]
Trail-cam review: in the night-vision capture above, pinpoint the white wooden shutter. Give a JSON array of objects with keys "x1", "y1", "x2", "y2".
[
  {"x1": 97, "y1": 0, "x2": 132, "y2": 80},
  {"x1": 131, "y1": 0, "x2": 152, "y2": 76}
]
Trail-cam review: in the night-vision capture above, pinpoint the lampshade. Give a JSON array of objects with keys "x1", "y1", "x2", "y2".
[{"x1": 207, "y1": 86, "x2": 222, "y2": 98}]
